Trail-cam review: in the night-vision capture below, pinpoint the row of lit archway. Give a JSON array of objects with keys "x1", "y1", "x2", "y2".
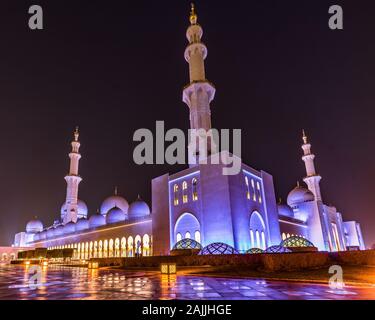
[
  {"x1": 48, "y1": 234, "x2": 151, "y2": 259},
  {"x1": 1, "y1": 253, "x2": 16, "y2": 261}
]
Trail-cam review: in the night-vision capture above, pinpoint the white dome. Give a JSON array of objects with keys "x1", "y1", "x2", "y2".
[
  {"x1": 277, "y1": 203, "x2": 294, "y2": 218},
  {"x1": 75, "y1": 218, "x2": 89, "y2": 231},
  {"x1": 89, "y1": 213, "x2": 106, "y2": 228},
  {"x1": 100, "y1": 195, "x2": 129, "y2": 216},
  {"x1": 46, "y1": 228, "x2": 55, "y2": 238},
  {"x1": 128, "y1": 197, "x2": 151, "y2": 218},
  {"x1": 60, "y1": 199, "x2": 88, "y2": 220},
  {"x1": 106, "y1": 207, "x2": 127, "y2": 224},
  {"x1": 54, "y1": 225, "x2": 64, "y2": 237},
  {"x1": 26, "y1": 219, "x2": 43, "y2": 233},
  {"x1": 287, "y1": 186, "x2": 315, "y2": 207},
  {"x1": 63, "y1": 222, "x2": 76, "y2": 234}
]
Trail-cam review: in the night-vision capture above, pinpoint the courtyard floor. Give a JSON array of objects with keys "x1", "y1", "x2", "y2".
[{"x1": 0, "y1": 264, "x2": 375, "y2": 300}]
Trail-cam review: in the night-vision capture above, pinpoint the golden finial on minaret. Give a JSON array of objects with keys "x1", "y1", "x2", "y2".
[
  {"x1": 302, "y1": 129, "x2": 308, "y2": 144},
  {"x1": 74, "y1": 126, "x2": 79, "y2": 142},
  {"x1": 190, "y1": 3, "x2": 198, "y2": 25}
]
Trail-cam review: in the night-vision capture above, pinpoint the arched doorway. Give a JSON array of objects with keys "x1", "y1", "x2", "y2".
[{"x1": 174, "y1": 213, "x2": 201, "y2": 246}]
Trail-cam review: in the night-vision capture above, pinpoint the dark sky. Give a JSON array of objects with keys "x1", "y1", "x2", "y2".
[{"x1": 0, "y1": 0, "x2": 374, "y2": 247}]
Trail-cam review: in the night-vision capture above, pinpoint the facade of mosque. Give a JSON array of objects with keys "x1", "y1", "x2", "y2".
[{"x1": 11, "y1": 5, "x2": 365, "y2": 260}]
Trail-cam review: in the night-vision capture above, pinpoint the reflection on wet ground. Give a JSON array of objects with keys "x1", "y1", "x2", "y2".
[{"x1": 0, "y1": 264, "x2": 374, "y2": 300}]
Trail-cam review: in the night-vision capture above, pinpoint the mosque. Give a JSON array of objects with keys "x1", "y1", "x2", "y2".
[{"x1": 9, "y1": 5, "x2": 365, "y2": 261}]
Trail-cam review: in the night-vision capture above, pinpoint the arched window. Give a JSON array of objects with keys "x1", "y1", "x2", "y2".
[
  {"x1": 173, "y1": 184, "x2": 179, "y2": 206},
  {"x1": 194, "y1": 231, "x2": 201, "y2": 244},
  {"x1": 176, "y1": 233, "x2": 182, "y2": 243},
  {"x1": 185, "y1": 232, "x2": 191, "y2": 239},
  {"x1": 109, "y1": 239, "x2": 114, "y2": 258},
  {"x1": 282, "y1": 233, "x2": 286, "y2": 240},
  {"x1": 115, "y1": 238, "x2": 120, "y2": 257},
  {"x1": 98, "y1": 240, "x2": 103, "y2": 258},
  {"x1": 245, "y1": 176, "x2": 250, "y2": 200},
  {"x1": 287, "y1": 233, "x2": 291, "y2": 239},
  {"x1": 143, "y1": 234, "x2": 150, "y2": 257},
  {"x1": 255, "y1": 230, "x2": 260, "y2": 248},
  {"x1": 251, "y1": 179, "x2": 256, "y2": 201},
  {"x1": 94, "y1": 241, "x2": 98, "y2": 258},
  {"x1": 250, "y1": 229, "x2": 255, "y2": 248},
  {"x1": 103, "y1": 240, "x2": 108, "y2": 258},
  {"x1": 182, "y1": 181, "x2": 188, "y2": 203},
  {"x1": 192, "y1": 178, "x2": 198, "y2": 201},
  {"x1": 89, "y1": 242, "x2": 93, "y2": 259},
  {"x1": 121, "y1": 237, "x2": 126, "y2": 257},
  {"x1": 135, "y1": 235, "x2": 142, "y2": 256},
  {"x1": 250, "y1": 211, "x2": 266, "y2": 249},
  {"x1": 85, "y1": 242, "x2": 89, "y2": 260},
  {"x1": 257, "y1": 182, "x2": 262, "y2": 203},
  {"x1": 128, "y1": 236, "x2": 134, "y2": 257},
  {"x1": 261, "y1": 231, "x2": 266, "y2": 250}
]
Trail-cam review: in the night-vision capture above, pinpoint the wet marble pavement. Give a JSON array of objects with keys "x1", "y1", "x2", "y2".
[{"x1": 0, "y1": 264, "x2": 375, "y2": 300}]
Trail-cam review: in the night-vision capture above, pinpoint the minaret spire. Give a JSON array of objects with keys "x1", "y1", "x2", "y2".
[
  {"x1": 183, "y1": 4, "x2": 216, "y2": 165},
  {"x1": 301, "y1": 130, "x2": 322, "y2": 201},
  {"x1": 62, "y1": 127, "x2": 83, "y2": 224}
]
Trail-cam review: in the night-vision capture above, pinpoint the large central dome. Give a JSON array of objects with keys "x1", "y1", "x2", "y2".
[{"x1": 100, "y1": 193, "x2": 129, "y2": 216}]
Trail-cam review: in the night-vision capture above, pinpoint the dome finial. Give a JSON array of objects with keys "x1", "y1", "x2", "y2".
[
  {"x1": 74, "y1": 126, "x2": 79, "y2": 142},
  {"x1": 114, "y1": 186, "x2": 118, "y2": 196},
  {"x1": 302, "y1": 129, "x2": 308, "y2": 144},
  {"x1": 190, "y1": 3, "x2": 198, "y2": 25},
  {"x1": 297, "y1": 181, "x2": 300, "y2": 187}
]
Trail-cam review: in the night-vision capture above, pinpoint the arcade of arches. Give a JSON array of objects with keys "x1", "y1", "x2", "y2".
[{"x1": 47, "y1": 234, "x2": 152, "y2": 259}]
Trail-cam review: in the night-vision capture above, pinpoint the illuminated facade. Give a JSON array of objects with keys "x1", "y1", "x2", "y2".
[{"x1": 12, "y1": 6, "x2": 365, "y2": 257}]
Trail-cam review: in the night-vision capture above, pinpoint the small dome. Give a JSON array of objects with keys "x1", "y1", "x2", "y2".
[
  {"x1": 26, "y1": 219, "x2": 43, "y2": 233},
  {"x1": 100, "y1": 193, "x2": 129, "y2": 216},
  {"x1": 89, "y1": 213, "x2": 106, "y2": 228},
  {"x1": 128, "y1": 196, "x2": 151, "y2": 218},
  {"x1": 75, "y1": 218, "x2": 89, "y2": 231},
  {"x1": 106, "y1": 207, "x2": 127, "y2": 224},
  {"x1": 60, "y1": 199, "x2": 88, "y2": 220},
  {"x1": 287, "y1": 185, "x2": 315, "y2": 207},
  {"x1": 63, "y1": 222, "x2": 76, "y2": 234},
  {"x1": 46, "y1": 228, "x2": 55, "y2": 239},
  {"x1": 277, "y1": 203, "x2": 294, "y2": 218},
  {"x1": 54, "y1": 225, "x2": 64, "y2": 237}
]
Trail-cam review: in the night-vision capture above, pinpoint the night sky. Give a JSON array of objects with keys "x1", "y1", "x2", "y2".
[{"x1": 1, "y1": 1, "x2": 374, "y2": 247}]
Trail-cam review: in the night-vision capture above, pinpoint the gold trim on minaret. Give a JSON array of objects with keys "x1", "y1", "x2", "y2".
[
  {"x1": 74, "y1": 126, "x2": 80, "y2": 142},
  {"x1": 190, "y1": 3, "x2": 198, "y2": 25},
  {"x1": 302, "y1": 129, "x2": 308, "y2": 144}
]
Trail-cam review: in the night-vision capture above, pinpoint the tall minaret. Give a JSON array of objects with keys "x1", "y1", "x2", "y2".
[
  {"x1": 183, "y1": 4, "x2": 216, "y2": 165},
  {"x1": 301, "y1": 130, "x2": 322, "y2": 202},
  {"x1": 62, "y1": 127, "x2": 83, "y2": 224}
]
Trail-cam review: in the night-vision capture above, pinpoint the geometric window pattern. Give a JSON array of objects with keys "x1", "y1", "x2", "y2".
[
  {"x1": 265, "y1": 245, "x2": 292, "y2": 253},
  {"x1": 172, "y1": 238, "x2": 202, "y2": 250},
  {"x1": 280, "y1": 236, "x2": 314, "y2": 248},
  {"x1": 200, "y1": 243, "x2": 239, "y2": 255},
  {"x1": 246, "y1": 248, "x2": 265, "y2": 254}
]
